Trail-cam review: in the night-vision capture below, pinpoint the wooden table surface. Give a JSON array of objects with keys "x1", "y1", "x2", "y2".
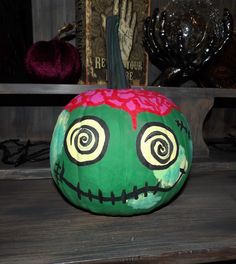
[{"x1": 0, "y1": 170, "x2": 236, "y2": 264}]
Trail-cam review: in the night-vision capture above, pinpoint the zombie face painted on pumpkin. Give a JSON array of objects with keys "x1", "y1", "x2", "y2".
[{"x1": 50, "y1": 89, "x2": 192, "y2": 216}]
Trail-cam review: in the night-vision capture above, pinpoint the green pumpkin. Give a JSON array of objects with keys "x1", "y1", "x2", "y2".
[{"x1": 50, "y1": 88, "x2": 192, "y2": 215}]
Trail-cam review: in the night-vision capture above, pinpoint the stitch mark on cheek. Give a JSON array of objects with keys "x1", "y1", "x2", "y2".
[
  {"x1": 176, "y1": 120, "x2": 191, "y2": 139},
  {"x1": 54, "y1": 162, "x2": 64, "y2": 183}
]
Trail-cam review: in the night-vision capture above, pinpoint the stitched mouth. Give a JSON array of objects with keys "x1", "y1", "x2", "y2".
[{"x1": 54, "y1": 162, "x2": 186, "y2": 205}]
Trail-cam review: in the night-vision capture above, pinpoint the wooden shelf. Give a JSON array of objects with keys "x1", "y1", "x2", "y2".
[
  {"x1": 1, "y1": 83, "x2": 236, "y2": 98},
  {"x1": 0, "y1": 170, "x2": 235, "y2": 264},
  {"x1": 0, "y1": 83, "x2": 97, "y2": 95},
  {"x1": 0, "y1": 84, "x2": 235, "y2": 263}
]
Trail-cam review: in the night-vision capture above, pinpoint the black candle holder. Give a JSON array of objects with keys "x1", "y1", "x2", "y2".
[{"x1": 144, "y1": 0, "x2": 233, "y2": 87}]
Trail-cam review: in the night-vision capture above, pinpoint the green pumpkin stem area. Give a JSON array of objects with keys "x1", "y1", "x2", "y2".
[
  {"x1": 106, "y1": 15, "x2": 129, "y2": 89},
  {"x1": 50, "y1": 97, "x2": 193, "y2": 216}
]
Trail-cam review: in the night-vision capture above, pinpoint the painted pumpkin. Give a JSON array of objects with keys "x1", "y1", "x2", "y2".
[{"x1": 50, "y1": 88, "x2": 192, "y2": 215}]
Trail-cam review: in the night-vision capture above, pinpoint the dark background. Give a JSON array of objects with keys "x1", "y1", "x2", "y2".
[
  {"x1": 0, "y1": 0, "x2": 235, "y2": 84},
  {"x1": 0, "y1": 0, "x2": 32, "y2": 83}
]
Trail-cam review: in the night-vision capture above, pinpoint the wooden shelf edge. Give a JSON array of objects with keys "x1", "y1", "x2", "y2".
[
  {"x1": 1, "y1": 83, "x2": 236, "y2": 98},
  {"x1": 0, "y1": 167, "x2": 51, "y2": 180},
  {"x1": 0, "y1": 83, "x2": 99, "y2": 95},
  {"x1": 90, "y1": 247, "x2": 236, "y2": 264}
]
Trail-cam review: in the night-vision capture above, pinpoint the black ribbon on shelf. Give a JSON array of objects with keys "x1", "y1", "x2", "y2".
[{"x1": 0, "y1": 139, "x2": 50, "y2": 167}]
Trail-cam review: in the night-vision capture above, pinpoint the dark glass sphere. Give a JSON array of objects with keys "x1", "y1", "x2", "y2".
[{"x1": 161, "y1": 0, "x2": 224, "y2": 55}]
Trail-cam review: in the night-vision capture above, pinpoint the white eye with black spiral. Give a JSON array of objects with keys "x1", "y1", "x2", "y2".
[
  {"x1": 137, "y1": 122, "x2": 179, "y2": 170},
  {"x1": 65, "y1": 116, "x2": 109, "y2": 166}
]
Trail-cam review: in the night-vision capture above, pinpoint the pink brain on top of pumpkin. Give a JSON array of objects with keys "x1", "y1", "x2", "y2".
[{"x1": 64, "y1": 89, "x2": 178, "y2": 129}]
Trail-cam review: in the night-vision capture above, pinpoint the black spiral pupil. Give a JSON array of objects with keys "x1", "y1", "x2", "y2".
[
  {"x1": 148, "y1": 133, "x2": 173, "y2": 165},
  {"x1": 79, "y1": 129, "x2": 92, "y2": 146},
  {"x1": 70, "y1": 125, "x2": 98, "y2": 155},
  {"x1": 157, "y1": 140, "x2": 168, "y2": 156}
]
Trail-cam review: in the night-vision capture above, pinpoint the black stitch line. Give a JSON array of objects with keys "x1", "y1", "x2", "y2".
[
  {"x1": 176, "y1": 120, "x2": 191, "y2": 139},
  {"x1": 88, "y1": 189, "x2": 93, "y2": 202},
  {"x1": 55, "y1": 162, "x2": 65, "y2": 183},
  {"x1": 77, "y1": 182, "x2": 82, "y2": 199},
  {"x1": 62, "y1": 176, "x2": 77, "y2": 192},
  {"x1": 121, "y1": 190, "x2": 127, "y2": 204},
  {"x1": 98, "y1": 189, "x2": 103, "y2": 204},
  {"x1": 55, "y1": 163, "x2": 185, "y2": 205},
  {"x1": 133, "y1": 186, "x2": 139, "y2": 200},
  {"x1": 176, "y1": 120, "x2": 186, "y2": 132},
  {"x1": 110, "y1": 192, "x2": 115, "y2": 205},
  {"x1": 144, "y1": 182, "x2": 149, "y2": 197}
]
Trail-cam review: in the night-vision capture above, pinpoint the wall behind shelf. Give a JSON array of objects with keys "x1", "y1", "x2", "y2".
[
  {"x1": 32, "y1": 0, "x2": 236, "y2": 42},
  {"x1": 32, "y1": 0, "x2": 75, "y2": 42},
  {"x1": 0, "y1": 93, "x2": 76, "y2": 141},
  {"x1": 0, "y1": 105, "x2": 61, "y2": 141}
]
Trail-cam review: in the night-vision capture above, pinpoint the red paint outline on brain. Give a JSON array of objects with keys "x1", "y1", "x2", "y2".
[{"x1": 65, "y1": 89, "x2": 178, "y2": 130}]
